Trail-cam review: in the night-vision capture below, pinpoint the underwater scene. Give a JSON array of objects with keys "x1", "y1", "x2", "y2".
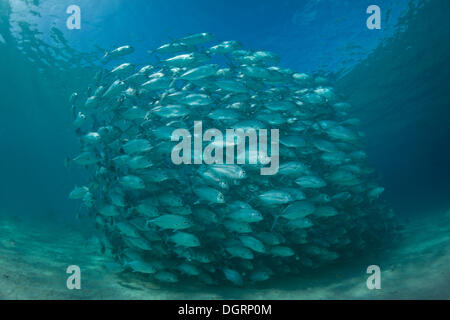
[{"x1": 0, "y1": 0, "x2": 449, "y2": 300}]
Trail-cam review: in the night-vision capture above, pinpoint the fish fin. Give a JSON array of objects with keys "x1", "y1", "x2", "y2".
[
  {"x1": 247, "y1": 194, "x2": 258, "y2": 206},
  {"x1": 64, "y1": 157, "x2": 72, "y2": 168},
  {"x1": 75, "y1": 204, "x2": 82, "y2": 220},
  {"x1": 100, "y1": 242, "x2": 106, "y2": 254},
  {"x1": 101, "y1": 51, "x2": 110, "y2": 64},
  {"x1": 71, "y1": 104, "x2": 76, "y2": 118},
  {"x1": 225, "y1": 59, "x2": 236, "y2": 69},
  {"x1": 270, "y1": 215, "x2": 280, "y2": 232}
]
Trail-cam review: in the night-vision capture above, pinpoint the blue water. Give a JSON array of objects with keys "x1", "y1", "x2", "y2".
[{"x1": 0, "y1": 0, "x2": 449, "y2": 298}]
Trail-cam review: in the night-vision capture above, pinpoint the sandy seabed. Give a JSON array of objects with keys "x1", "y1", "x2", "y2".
[{"x1": 0, "y1": 212, "x2": 449, "y2": 300}]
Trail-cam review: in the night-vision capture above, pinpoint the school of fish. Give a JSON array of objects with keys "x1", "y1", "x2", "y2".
[{"x1": 68, "y1": 33, "x2": 398, "y2": 286}]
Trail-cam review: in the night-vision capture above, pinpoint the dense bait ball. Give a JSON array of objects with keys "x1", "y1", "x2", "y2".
[{"x1": 68, "y1": 32, "x2": 398, "y2": 286}]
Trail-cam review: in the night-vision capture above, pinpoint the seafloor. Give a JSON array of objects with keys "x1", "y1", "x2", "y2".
[{"x1": 0, "y1": 211, "x2": 449, "y2": 299}]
